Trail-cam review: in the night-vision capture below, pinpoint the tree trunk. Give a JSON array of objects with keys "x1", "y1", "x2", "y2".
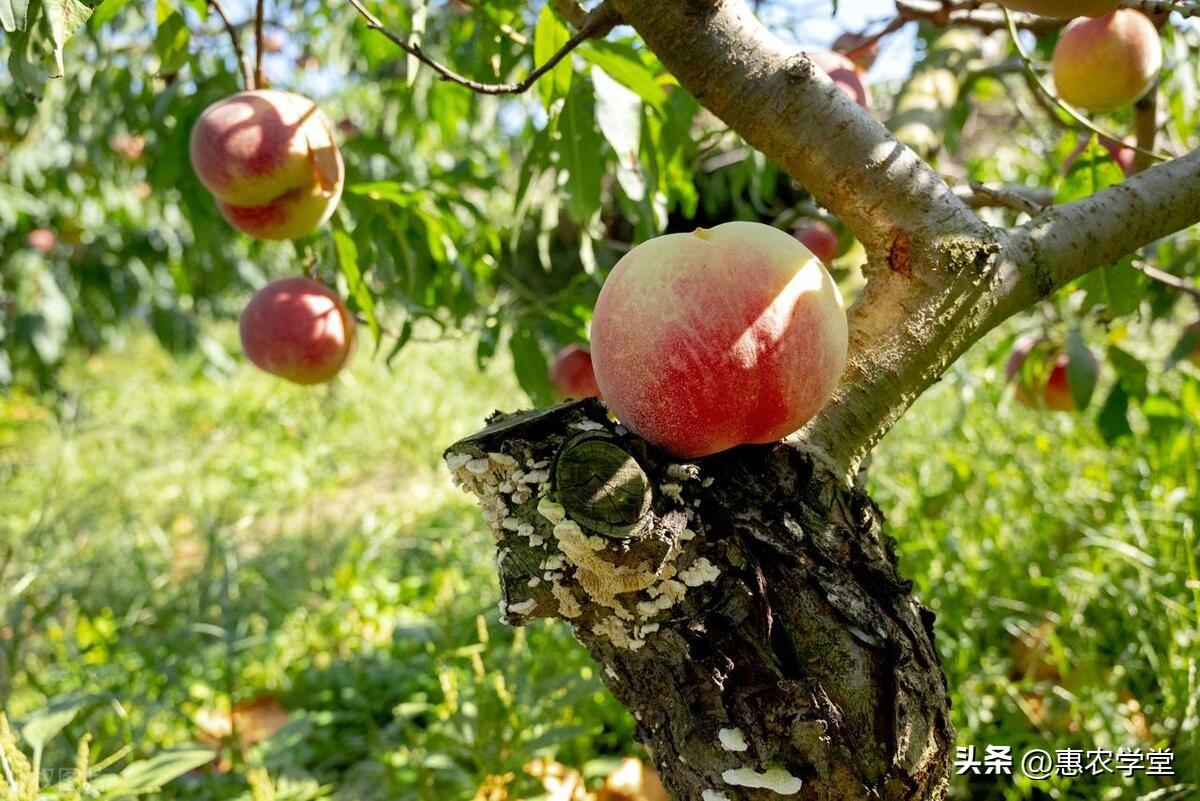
[{"x1": 447, "y1": 400, "x2": 952, "y2": 800}]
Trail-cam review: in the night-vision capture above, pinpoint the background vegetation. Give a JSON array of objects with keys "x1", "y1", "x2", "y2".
[
  {"x1": 4, "y1": 0, "x2": 1200, "y2": 798},
  {"x1": 3, "y1": 318, "x2": 1200, "y2": 799}
]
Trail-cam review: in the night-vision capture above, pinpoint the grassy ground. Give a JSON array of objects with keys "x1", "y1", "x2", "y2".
[{"x1": 2, "y1": 325, "x2": 1198, "y2": 800}]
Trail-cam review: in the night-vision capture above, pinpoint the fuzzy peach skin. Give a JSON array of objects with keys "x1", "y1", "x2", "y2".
[
  {"x1": 551, "y1": 345, "x2": 602, "y2": 400},
  {"x1": 1053, "y1": 11, "x2": 1161, "y2": 113},
  {"x1": 190, "y1": 90, "x2": 343, "y2": 240},
  {"x1": 999, "y1": 0, "x2": 1119, "y2": 17},
  {"x1": 239, "y1": 277, "x2": 356, "y2": 384},
  {"x1": 591, "y1": 222, "x2": 848, "y2": 458},
  {"x1": 807, "y1": 51, "x2": 870, "y2": 110}
]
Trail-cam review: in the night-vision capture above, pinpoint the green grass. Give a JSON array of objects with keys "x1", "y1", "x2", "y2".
[{"x1": 2, "y1": 325, "x2": 1199, "y2": 800}]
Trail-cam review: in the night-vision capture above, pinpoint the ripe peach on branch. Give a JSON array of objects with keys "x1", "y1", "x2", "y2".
[
  {"x1": 591, "y1": 222, "x2": 848, "y2": 458},
  {"x1": 1052, "y1": 11, "x2": 1161, "y2": 113},
  {"x1": 190, "y1": 90, "x2": 344, "y2": 240},
  {"x1": 239, "y1": 277, "x2": 357, "y2": 384}
]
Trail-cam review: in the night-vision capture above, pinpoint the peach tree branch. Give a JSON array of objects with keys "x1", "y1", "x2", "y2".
[
  {"x1": 346, "y1": 0, "x2": 618, "y2": 94},
  {"x1": 254, "y1": 0, "x2": 265, "y2": 89},
  {"x1": 208, "y1": 0, "x2": 253, "y2": 89}
]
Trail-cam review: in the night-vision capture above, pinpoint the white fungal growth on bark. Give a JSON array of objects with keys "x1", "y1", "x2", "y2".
[
  {"x1": 551, "y1": 580, "x2": 581, "y2": 618},
  {"x1": 506, "y1": 598, "x2": 536, "y2": 615},
  {"x1": 572, "y1": 420, "x2": 606, "y2": 431},
  {"x1": 667, "y1": 463, "x2": 700, "y2": 481},
  {"x1": 680, "y1": 558, "x2": 721, "y2": 587},
  {"x1": 537, "y1": 497, "x2": 566, "y2": 523},
  {"x1": 718, "y1": 727, "x2": 748, "y2": 752},
  {"x1": 721, "y1": 767, "x2": 803, "y2": 795},
  {"x1": 444, "y1": 452, "x2": 472, "y2": 474},
  {"x1": 660, "y1": 483, "x2": 684, "y2": 502},
  {"x1": 702, "y1": 791, "x2": 731, "y2": 801}
]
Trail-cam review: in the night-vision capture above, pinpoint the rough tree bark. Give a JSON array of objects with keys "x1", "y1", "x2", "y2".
[
  {"x1": 445, "y1": 1, "x2": 1200, "y2": 798},
  {"x1": 447, "y1": 402, "x2": 950, "y2": 800}
]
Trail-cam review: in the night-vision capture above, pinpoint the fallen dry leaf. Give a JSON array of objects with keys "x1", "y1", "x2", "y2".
[{"x1": 195, "y1": 695, "x2": 290, "y2": 751}]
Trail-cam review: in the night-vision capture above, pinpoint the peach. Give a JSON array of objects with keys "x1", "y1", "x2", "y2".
[
  {"x1": 1063, "y1": 134, "x2": 1136, "y2": 177},
  {"x1": 189, "y1": 89, "x2": 343, "y2": 240},
  {"x1": 808, "y1": 51, "x2": 870, "y2": 110},
  {"x1": 591, "y1": 222, "x2": 848, "y2": 458},
  {"x1": 1053, "y1": 11, "x2": 1161, "y2": 113},
  {"x1": 793, "y1": 220, "x2": 839, "y2": 265},
  {"x1": 999, "y1": 0, "x2": 1119, "y2": 17},
  {"x1": 26, "y1": 228, "x2": 55, "y2": 253},
  {"x1": 1006, "y1": 336, "x2": 1098, "y2": 412},
  {"x1": 239, "y1": 277, "x2": 356, "y2": 384},
  {"x1": 551, "y1": 345, "x2": 602, "y2": 400}
]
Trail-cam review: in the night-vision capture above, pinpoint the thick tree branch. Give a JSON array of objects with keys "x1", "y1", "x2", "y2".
[
  {"x1": 608, "y1": 0, "x2": 986, "y2": 255},
  {"x1": 1002, "y1": 147, "x2": 1200, "y2": 312},
  {"x1": 346, "y1": 0, "x2": 617, "y2": 94}
]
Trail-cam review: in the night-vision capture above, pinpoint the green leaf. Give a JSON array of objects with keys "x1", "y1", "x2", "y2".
[
  {"x1": 333, "y1": 228, "x2": 380, "y2": 346},
  {"x1": 509, "y1": 327, "x2": 555, "y2": 407},
  {"x1": 105, "y1": 747, "x2": 216, "y2": 795},
  {"x1": 0, "y1": 0, "x2": 31, "y2": 31},
  {"x1": 1065, "y1": 331, "x2": 1098, "y2": 412},
  {"x1": 558, "y1": 84, "x2": 604, "y2": 224},
  {"x1": 1166, "y1": 325, "x2": 1200, "y2": 370},
  {"x1": 591, "y1": 66, "x2": 645, "y2": 202},
  {"x1": 6, "y1": 0, "x2": 93, "y2": 92},
  {"x1": 89, "y1": 0, "x2": 133, "y2": 27},
  {"x1": 533, "y1": 3, "x2": 572, "y2": 109},
  {"x1": 153, "y1": 5, "x2": 189, "y2": 75},
  {"x1": 1108, "y1": 345, "x2": 1148, "y2": 399},
  {"x1": 406, "y1": 0, "x2": 428, "y2": 88},
  {"x1": 1057, "y1": 138, "x2": 1124, "y2": 204},
  {"x1": 1097, "y1": 384, "x2": 1132, "y2": 444},
  {"x1": 580, "y1": 40, "x2": 666, "y2": 111},
  {"x1": 21, "y1": 693, "x2": 102, "y2": 753}
]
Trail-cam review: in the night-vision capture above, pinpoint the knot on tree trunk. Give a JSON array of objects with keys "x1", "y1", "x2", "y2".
[{"x1": 447, "y1": 400, "x2": 954, "y2": 800}]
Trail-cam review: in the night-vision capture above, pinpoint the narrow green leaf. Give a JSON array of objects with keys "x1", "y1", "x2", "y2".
[
  {"x1": 88, "y1": 0, "x2": 130, "y2": 27},
  {"x1": 406, "y1": 0, "x2": 428, "y2": 88},
  {"x1": 580, "y1": 40, "x2": 666, "y2": 111},
  {"x1": 0, "y1": 0, "x2": 31, "y2": 31},
  {"x1": 108, "y1": 747, "x2": 216, "y2": 794},
  {"x1": 533, "y1": 3, "x2": 571, "y2": 109},
  {"x1": 22, "y1": 693, "x2": 102, "y2": 753},
  {"x1": 153, "y1": 8, "x2": 190, "y2": 75},
  {"x1": 1166, "y1": 325, "x2": 1200, "y2": 370},
  {"x1": 333, "y1": 228, "x2": 380, "y2": 346},
  {"x1": 1065, "y1": 330, "x2": 1098, "y2": 411},
  {"x1": 591, "y1": 66, "x2": 645, "y2": 202},
  {"x1": 509, "y1": 327, "x2": 555, "y2": 407},
  {"x1": 1097, "y1": 384, "x2": 1132, "y2": 444}
]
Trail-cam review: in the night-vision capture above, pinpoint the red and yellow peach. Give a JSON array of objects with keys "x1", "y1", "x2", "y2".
[
  {"x1": 591, "y1": 222, "x2": 848, "y2": 458},
  {"x1": 239, "y1": 277, "x2": 356, "y2": 384},
  {"x1": 1053, "y1": 11, "x2": 1161, "y2": 113},
  {"x1": 190, "y1": 90, "x2": 343, "y2": 240}
]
